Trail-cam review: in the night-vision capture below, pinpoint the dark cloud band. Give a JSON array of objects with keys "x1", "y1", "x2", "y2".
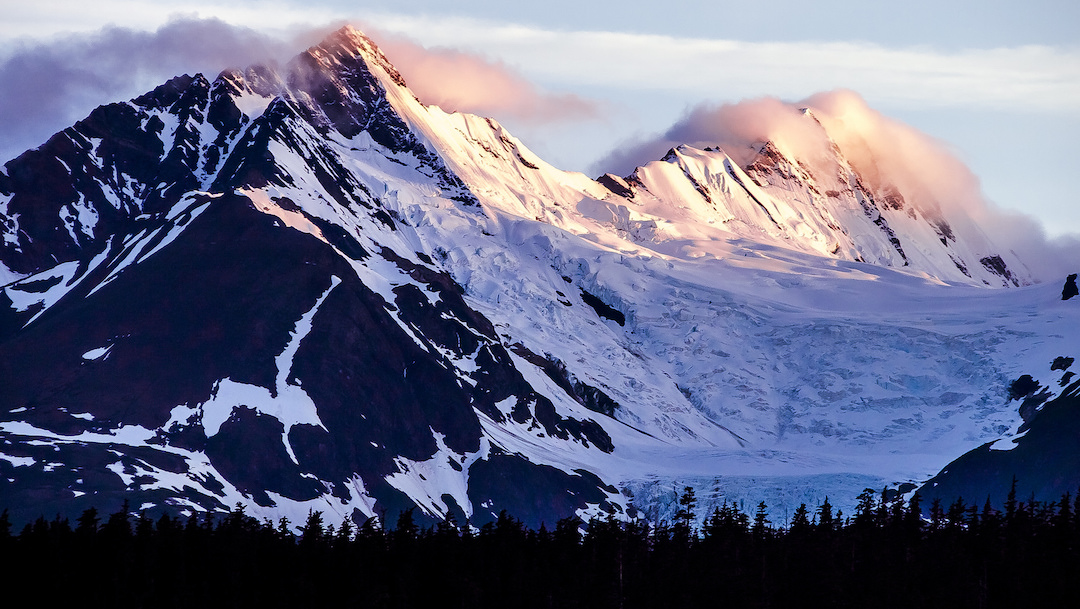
[{"x1": 0, "y1": 17, "x2": 303, "y2": 163}]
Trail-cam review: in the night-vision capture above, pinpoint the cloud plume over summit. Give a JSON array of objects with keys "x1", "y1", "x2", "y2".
[
  {"x1": 369, "y1": 32, "x2": 599, "y2": 124},
  {"x1": 595, "y1": 90, "x2": 1080, "y2": 281},
  {"x1": 0, "y1": 17, "x2": 599, "y2": 165},
  {"x1": 0, "y1": 17, "x2": 305, "y2": 163}
]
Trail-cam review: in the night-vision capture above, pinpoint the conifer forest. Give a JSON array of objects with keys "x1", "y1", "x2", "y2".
[{"x1": 3, "y1": 483, "x2": 1078, "y2": 608}]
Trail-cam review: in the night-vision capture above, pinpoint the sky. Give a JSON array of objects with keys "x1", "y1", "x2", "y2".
[{"x1": 2, "y1": 0, "x2": 1078, "y2": 250}]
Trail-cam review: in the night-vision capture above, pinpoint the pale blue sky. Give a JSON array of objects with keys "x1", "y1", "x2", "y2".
[{"x1": 3, "y1": 0, "x2": 1078, "y2": 240}]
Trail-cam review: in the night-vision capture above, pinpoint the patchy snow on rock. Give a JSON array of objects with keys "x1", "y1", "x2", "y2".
[
  {"x1": 385, "y1": 429, "x2": 486, "y2": 521},
  {"x1": 81, "y1": 345, "x2": 112, "y2": 361}
]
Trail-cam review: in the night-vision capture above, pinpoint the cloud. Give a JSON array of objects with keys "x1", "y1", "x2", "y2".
[
  {"x1": 594, "y1": 90, "x2": 1078, "y2": 281},
  {"x1": 594, "y1": 97, "x2": 830, "y2": 178},
  {"x1": 366, "y1": 14, "x2": 1080, "y2": 114},
  {"x1": 596, "y1": 91, "x2": 982, "y2": 200},
  {"x1": 0, "y1": 17, "x2": 600, "y2": 164},
  {"x1": 803, "y1": 91, "x2": 1080, "y2": 280},
  {"x1": 0, "y1": 16, "x2": 305, "y2": 163},
  {"x1": 977, "y1": 213, "x2": 1080, "y2": 282},
  {"x1": 362, "y1": 30, "x2": 599, "y2": 124}
]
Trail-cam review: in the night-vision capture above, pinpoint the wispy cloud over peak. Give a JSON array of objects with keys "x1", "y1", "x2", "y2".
[
  {"x1": 0, "y1": 17, "x2": 602, "y2": 164},
  {"x1": 366, "y1": 15, "x2": 1080, "y2": 114},
  {"x1": 0, "y1": 16, "x2": 300, "y2": 162},
  {"x1": 593, "y1": 90, "x2": 1079, "y2": 280},
  {"x1": 365, "y1": 30, "x2": 600, "y2": 124}
]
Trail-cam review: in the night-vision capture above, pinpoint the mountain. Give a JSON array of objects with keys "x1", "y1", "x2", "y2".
[
  {"x1": 918, "y1": 354, "x2": 1080, "y2": 509},
  {"x1": 601, "y1": 139, "x2": 1028, "y2": 288},
  {"x1": 0, "y1": 26, "x2": 1074, "y2": 528}
]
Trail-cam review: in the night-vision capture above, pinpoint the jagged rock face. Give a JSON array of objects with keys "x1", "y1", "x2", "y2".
[
  {"x1": 0, "y1": 70, "x2": 251, "y2": 278},
  {"x1": 918, "y1": 356, "x2": 1080, "y2": 510},
  {"x1": 611, "y1": 141, "x2": 1026, "y2": 287},
  {"x1": 0, "y1": 187, "x2": 617, "y2": 527},
  {"x1": 1064, "y1": 274, "x2": 1078, "y2": 300},
  {"x1": 0, "y1": 27, "x2": 619, "y2": 528},
  {"x1": 0, "y1": 26, "x2": 1074, "y2": 528},
  {"x1": 0, "y1": 28, "x2": 472, "y2": 280}
]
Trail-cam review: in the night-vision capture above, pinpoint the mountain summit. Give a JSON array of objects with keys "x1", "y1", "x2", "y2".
[{"x1": 0, "y1": 26, "x2": 1073, "y2": 527}]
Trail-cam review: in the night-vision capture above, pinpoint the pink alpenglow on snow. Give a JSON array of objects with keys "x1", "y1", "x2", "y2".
[
  {"x1": 372, "y1": 33, "x2": 600, "y2": 124},
  {"x1": 597, "y1": 90, "x2": 1080, "y2": 280}
]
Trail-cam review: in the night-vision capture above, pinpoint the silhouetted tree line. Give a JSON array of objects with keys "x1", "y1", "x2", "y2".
[{"x1": 1, "y1": 481, "x2": 1077, "y2": 608}]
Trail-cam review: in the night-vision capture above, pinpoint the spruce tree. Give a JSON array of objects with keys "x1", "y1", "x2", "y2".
[
  {"x1": 929, "y1": 497, "x2": 944, "y2": 530},
  {"x1": 76, "y1": 507, "x2": 100, "y2": 535},
  {"x1": 752, "y1": 502, "x2": 771, "y2": 539},
  {"x1": 790, "y1": 503, "x2": 811, "y2": 535},
  {"x1": 816, "y1": 497, "x2": 835, "y2": 532},
  {"x1": 854, "y1": 488, "x2": 877, "y2": 528},
  {"x1": 1005, "y1": 476, "x2": 1019, "y2": 523},
  {"x1": 674, "y1": 486, "x2": 697, "y2": 538},
  {"x1": 299, "y1": 510, "x2": 326, "y2": 546}
]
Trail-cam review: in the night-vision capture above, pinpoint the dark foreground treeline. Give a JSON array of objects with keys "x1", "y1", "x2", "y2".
[{"x1": 2, "y1": 486, "x2": 1079, "y2": 608}]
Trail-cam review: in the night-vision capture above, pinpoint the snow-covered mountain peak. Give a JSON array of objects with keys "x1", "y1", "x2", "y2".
[
  {"x1": 604, "y1": 118, "x2": 1031, "y2": 288},
  {"x1": 214, "y1": 63, "x2": 285, "y2": 102},
  {"x1": 0, "y1": 25, "x2": 1033, "y2": 287},
  {"x1": 303, "y1": 25, "x2": 409, "y2": 89}
]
